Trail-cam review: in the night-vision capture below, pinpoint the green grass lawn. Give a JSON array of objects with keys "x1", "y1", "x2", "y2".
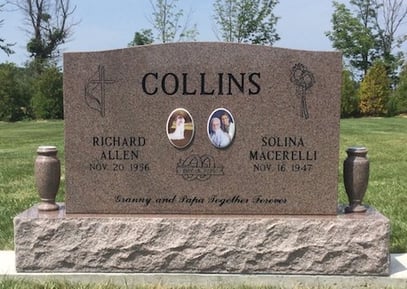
[
  {"x1": 1, "y1": 118, "x2": 407, "y2": 252},
  {"x1": 338, "y1": 117, "x2": 407, "y2": 252},
  {"x1": 0, "y1": 120, "x2": 65, "y2": 249},
  {"x1": 0, "y1": 278, "x2": 402, "y2": 289},
  {"x1": 0, "y1": 278, "x2": 352, "y2": 289}
]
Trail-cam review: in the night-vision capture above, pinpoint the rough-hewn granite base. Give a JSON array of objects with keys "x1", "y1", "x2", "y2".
[{"x1": 14, "y1": 204, "x2": 390, "y2": 275}]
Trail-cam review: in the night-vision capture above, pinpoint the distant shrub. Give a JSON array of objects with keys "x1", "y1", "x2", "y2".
[
  {"x1": 341, "y1": 69, "x2": 359, "y2": 118},
  {"x1": 32, "y1": 65, "x2": 63, "y2": 119},
  {"x1": 392, "y1": 63, "x2": 407, "y2": 114},
  {"x1": 0, "y1": 63, "x2": 32, "y2": 121},
  {"x1": 359, "y1": 61, "x2": 390, "y2": 116}
]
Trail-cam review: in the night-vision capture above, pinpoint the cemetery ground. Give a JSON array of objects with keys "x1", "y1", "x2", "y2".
[
  {"x1": 0, "y1": 117, "x2": 406, "y2": 289},
  {"x1": 0, "y1": 278, "x2": 386, "y2": 289}
]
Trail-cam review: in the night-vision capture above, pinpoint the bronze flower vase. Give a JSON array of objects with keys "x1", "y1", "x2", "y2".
[
  {"x1": 35, "y1": 146, "x2": 60, "y2": 211},
  {"x1": 343, "y1": 147, "x2": 369, "y2": 213}
]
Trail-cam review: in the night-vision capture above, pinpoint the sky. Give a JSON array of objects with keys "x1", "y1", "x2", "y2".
[{"x1": 0, "y1": 0, "x2": 349, "y2": 65}]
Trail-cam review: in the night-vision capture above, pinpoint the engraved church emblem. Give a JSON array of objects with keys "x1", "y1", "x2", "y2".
[
  {"x1": 84, "y1": 65, "x2": 116, "y2": 117},
  {"x1": 176, "y1": 154, "x2": 224, "y2": 181},
  {"x1": 290, "y1": 63, "x2": 315, "y2": 120}
]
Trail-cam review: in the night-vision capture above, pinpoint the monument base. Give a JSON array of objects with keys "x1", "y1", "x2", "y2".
[{"x1": 14, "y1": 204, "x2": 390, "y2": 275}]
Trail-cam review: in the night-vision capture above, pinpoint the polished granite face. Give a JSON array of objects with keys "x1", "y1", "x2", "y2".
[{"x1": 63, "y1": 43, "x2": 341, "y2": 215}]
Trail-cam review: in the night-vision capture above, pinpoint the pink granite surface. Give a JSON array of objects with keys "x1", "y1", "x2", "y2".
[{"x1": 63, "y1": 43, "x2": 341, "y2": 214}]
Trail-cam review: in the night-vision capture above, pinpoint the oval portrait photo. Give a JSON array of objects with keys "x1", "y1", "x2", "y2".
[
  {"x1": 166, "y1": 108, "x2": 194, "y2": 149},
  {"x1": 207, "y1": 108, "x2": 235, "y2": 149}
]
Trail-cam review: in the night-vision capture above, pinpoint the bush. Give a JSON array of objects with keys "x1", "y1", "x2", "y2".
[
  {"x1": 0, "y1": 63, "x2": 32, "y2": 121},
  {"x1": 31, "y1": 65, "x2": 63, "y2": 119},
  {"x1": 359, "y1": 61, "x2": 391, "y2": 116},
  {"x1": 392, "y1": 63, "x2": 407, "y2": 114},
  {"x1": 341, "y1": 70, "x2": 359, "y2": 118}
]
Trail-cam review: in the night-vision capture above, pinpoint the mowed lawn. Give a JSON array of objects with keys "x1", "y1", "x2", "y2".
[
  {"x1": 1, "y1": 118, "x2": 407, "y2": 252},
  {"x1": 338, "y1": 117, "x2": 407, "y2": 252},
  {"x1": 0, "y1": 120, "x2": 64, "y2": 249}
]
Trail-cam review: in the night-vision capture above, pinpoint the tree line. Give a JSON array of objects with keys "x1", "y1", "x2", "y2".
[
  {"x1": 0, "y1": 0, "x2": 74, "y2": 121},
  {"x1": 0, "y1": 0, "x2": 407, "y2": 121},
  {"x1": 327, "y1": 0, "x2": 407, "y2": 117}
]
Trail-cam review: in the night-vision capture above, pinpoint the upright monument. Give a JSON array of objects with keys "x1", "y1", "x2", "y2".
[
  {"x1": 63, "y1": 43, "x2": 340, "y2": 215},
  {"x1": 14, "y1": 43, "x2": 390, "y2": 275}
]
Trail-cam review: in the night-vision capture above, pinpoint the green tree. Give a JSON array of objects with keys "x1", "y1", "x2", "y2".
[
  {"x1": 326, "y1": 1, "x2": 377, "y2": 78},
  {"x1": 0, "y1": 63, "x2": 31, "y2": 121},
  {"x1": 213, "y1": 0, "x2": 279, "y2": 45},
  {"x1": 341, "y1": 70, "x2": 360, "y2": 117},
  {"x1": 12, "y1": 0, "x2": 77, "y2": 62},
  {"x1": 359, "y1": 61, "x2": 390, "y2": 116},
  {"x1": 327, "y1": 0, "x2": 407, "y2": 80},
  {"x1": 374, "y1": 0, "x2": 407, "y2": 86},
  {"x1": 31, "y1": 64, "x2": 63, "y2": 119},
  {"x1": 148, "y1": 0, "x2": 198, "y2": 43},
  {"x1": 128, "y1": 29, "x2": 154, "y2": 46},
  {"x1": 392, "y1": 63, "x2": 407, "y2": 114}
]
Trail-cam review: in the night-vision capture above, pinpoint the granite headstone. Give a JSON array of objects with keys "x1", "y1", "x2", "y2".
[
  {"x1": 63, "y1": 43, "x2": 341, "y2": 215},
  {"x1": 14, "y1": 43, "x2": 391, "y2": 275}
]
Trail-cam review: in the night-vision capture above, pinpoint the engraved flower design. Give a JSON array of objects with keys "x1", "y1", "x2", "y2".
[{"x1": 290, "y1": 63, "x2": 315, "y2": 119}]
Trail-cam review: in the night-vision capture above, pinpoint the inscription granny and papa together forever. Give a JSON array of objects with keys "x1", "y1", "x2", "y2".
[{"x1": 90, "y1": 133, "x2": 316, "y2": 208}]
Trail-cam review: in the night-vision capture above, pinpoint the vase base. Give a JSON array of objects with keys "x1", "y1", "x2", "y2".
[
  {"x1": 38, "y1": 202, "x2": 59, "y2": 211},
  {"x1": 345, "y1": 204, "x2": 367, "y2": 213}
]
